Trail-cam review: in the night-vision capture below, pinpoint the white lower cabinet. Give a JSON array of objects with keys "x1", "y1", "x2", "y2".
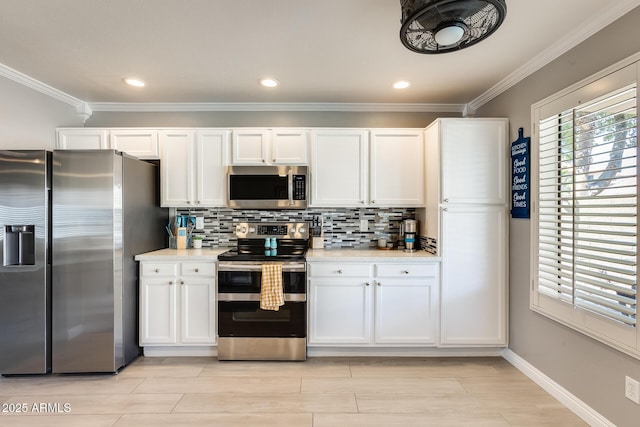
[
  {"x1": 308, "y1": 261, "x2": 439, "y2": 346},
  {"x1": 140, "y1": 261, "x2": 216, "y2": 346}
]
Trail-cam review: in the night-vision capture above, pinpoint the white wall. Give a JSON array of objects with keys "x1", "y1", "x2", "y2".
[
  {"x1": 0, "y1": 77, "x2": 82, "y2": 150},
  {"x1": 475, "y1": 7, "x2": 640, "y2": 427}
]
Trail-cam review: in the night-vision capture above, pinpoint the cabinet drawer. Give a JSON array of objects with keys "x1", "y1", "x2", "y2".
[
  {"x1": 375, "y1": 263, "x2": 438, "y2": 278},
  {"x1": 141, "y1": 262, "x2": 178, "y2": 276},
  {"x1": 181, "y1": 262, "x2": 215, "y2": 277},
  {"x1": 309, "y1": 263, "x2": 371, "y2": 277}
]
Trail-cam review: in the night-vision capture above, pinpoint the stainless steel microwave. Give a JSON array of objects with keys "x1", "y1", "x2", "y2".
[{"x1": 227, "y1": 165, "x2": 308, "y2": 209}]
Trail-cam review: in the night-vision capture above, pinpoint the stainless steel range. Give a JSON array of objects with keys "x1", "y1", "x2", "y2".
[{"x1": 217, "y1": 222, "x2": 309, "y2": 361}]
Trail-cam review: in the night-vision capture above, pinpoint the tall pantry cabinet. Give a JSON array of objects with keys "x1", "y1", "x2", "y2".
[{"x1": 422, "y1": 118, "x2": 509, "y2": 347}]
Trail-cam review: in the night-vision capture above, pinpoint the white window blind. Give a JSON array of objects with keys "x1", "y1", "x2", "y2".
[{"x1": 536, "y1": 83, "x2": 637, "y2": 328}]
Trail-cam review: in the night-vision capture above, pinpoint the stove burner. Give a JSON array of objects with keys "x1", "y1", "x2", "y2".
[{"x1": 218, "y1": 222, "x2": 310, "y2": 262}]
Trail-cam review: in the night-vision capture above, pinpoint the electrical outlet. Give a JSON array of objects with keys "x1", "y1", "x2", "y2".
[
  {"x1": 195, "y1": 216, "x2": 204, "y2": 230},
  {"x1": 626, "y1": 376, "x2": 640, "y2": 404},
  {"x1": 360, "y1": 219, "x2": 368, "y2": 232}
]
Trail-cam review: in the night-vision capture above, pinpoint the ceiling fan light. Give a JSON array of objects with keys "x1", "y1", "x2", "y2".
[
  {"x1": 434, "y1": 25, "x2": 465, "y2": 46},
  {"x1": 260, "y1": 78, "x2": 279, "y2": 88},
  {"x1": 124, "y1": 78, "x2": 145, "y2": 87}
]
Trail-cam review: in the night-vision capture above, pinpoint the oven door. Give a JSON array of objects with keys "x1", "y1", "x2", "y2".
[
  {"x1": 217, "y1": 262, "x2": 306, "y2": 295},
  {"x1": 218, "y1": 300, "x2": 306, "y2": 338}
]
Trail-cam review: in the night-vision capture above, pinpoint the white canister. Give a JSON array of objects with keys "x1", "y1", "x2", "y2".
[{"x1": 377, "y1": 238, "x2": 387, "y2": 248}]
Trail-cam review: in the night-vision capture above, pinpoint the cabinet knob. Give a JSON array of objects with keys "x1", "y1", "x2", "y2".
[
  {"x1": 360, "y1": 200, "x2": 365, "y2": 204},
  {"x1": 180, "y1": 280, "x2": 185, "y2": 285},
  {"x1": 377, "y1": 282, "x2": 381, "y2": 286},
  {"x1": 273, "y1": 159, "x2": 276, "y2": 163},
  {"x1": 169, "y1": 280, "x2": 174, "y2": 285},
  {"x1": 186, "y1": 201, "x2": 191, "y2": 204},
  {"x1": 195, "y1": 268, "x2": 199, "y2": 273},
  {"x1": 443, "y1": 208, "x2": 449, "y2": 212},
  {"x1": 365, "y1": 282, "x2": 370, "y2": 286},
  {"x1": 154, "y1": 268, "x2": 159, "y2": 273},
  {"x1": 371, "y1": 200, "x2": 376, "y2": 204},
  {"x1": 444, "y1": 198, "x2": 449, "y2": 203},
  {"x1": 336, "y1": 269, "x2": 343, "y2": 274},
  {"x1": 262, "y1": 159, "x2": 266, "y2": 163},
  {"x1": 196, "y1": 201, "x2": 201, "y2": 204},
  {"x1": 402, "y1": 270, "x2": 409, "y2": 274}
]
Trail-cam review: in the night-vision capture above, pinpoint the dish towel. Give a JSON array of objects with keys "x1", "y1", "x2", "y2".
[{"x1": 260, "y1": 263, "x2": 284, "y2": 311}]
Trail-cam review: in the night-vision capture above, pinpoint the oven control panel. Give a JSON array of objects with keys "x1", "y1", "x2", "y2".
[{"x1": 235, "y1": 222, "x2": 309, "y2": 239}]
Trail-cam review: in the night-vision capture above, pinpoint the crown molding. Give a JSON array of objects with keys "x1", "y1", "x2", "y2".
[
  {"x1": 0, "y1": 62, "x2": 85, "y2": 108},
  {"x1": 468, "y1": 0, "x2": 640, "y2": 112},
  {"x1": 88, "y1": 102, "x2": 465, "y2": 113}
]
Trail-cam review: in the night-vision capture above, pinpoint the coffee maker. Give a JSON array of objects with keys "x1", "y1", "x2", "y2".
[{"x1": 402, "y1": 219, "x2": 418, "y2": 252}]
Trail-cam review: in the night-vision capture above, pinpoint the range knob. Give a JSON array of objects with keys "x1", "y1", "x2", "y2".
[
  {"x1": 238, "y1": 226, "x2": 247, "y2": 234},
  {"x1": 298, "y1": 227, "x2": 306, "y2": 234},
  {"x1": 248, "y1": 227, "x2": 256, "y2": 233}
]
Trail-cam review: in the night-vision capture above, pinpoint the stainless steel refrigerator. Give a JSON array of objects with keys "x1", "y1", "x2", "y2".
[
  {"x1": 52, "y1": 150, "x2": 166, "y2": 373},
  {"x1": 0, "y1": 150, "x2": 52, "y2": 375}
]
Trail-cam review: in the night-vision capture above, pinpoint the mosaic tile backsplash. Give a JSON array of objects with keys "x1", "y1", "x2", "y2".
[{"x1": 176, "y1": 207, "x2": 419, "y2": 249}]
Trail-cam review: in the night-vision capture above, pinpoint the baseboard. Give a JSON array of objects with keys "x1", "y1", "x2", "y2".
[
  {"x1": 142, "y1": 346, "x2": 217, "y2": 357},
  {"x1": 501, "y1": 348, "x2": 614, "y2": 427},
  {"x1": 308, "y1": 347, "x2": 503, "y2": 357}
]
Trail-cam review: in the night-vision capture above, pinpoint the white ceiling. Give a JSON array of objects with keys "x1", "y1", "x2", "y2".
[{"x1": 0, "y1": 0, "x2": 638, "y2": 112}]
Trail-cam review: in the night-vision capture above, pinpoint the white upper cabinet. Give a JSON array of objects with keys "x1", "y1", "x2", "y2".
[
  {"x1": 57, "y1": 128, "x2": 160, "y2": 159},
  {"x1": 310, "y1": 129, "x2": 369, "y2": 207},
  {"x1": 438, "y1": 118, "x2": 508, "y2": 204},
  {"x1": 195, "y1": 129, "x2": 229, "y2": 206},
  {"x1": 56, "y1": 128, "x2": 109, "y2": 150},
  {"x1": 160, "y1": 130, "x2": 194, "y2": 207},
  {"x1": 369, "y1": 129, "x2": 424, "y2": 206},
  {"x1": 271, "y1": 128, "x2": 308, "y2": 164},
  {"x1": 310, "y1": 128, "x2": 424, "y2": 207},
  {"x1": 231, "y1": 128, "x2": 308, "y2": 165},
  {"x1": 231, "y1": 129, "x2": 270, "y2": 164},
  {"x1": 160, "y1": 129, "x2": 229, "y2": 207},
  {"x1": 110, "y1": 129, "x2": 159, "y2": 159}
]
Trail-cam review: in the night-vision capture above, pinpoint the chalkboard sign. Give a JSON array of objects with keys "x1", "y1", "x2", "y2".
[{"x1": 511, "y1": 127, "x2": 530, "y2": 219}]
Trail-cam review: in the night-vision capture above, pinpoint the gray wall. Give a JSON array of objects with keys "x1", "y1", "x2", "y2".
[
  {"x1": 0, "y1": 77, "x2": 82, "y2": 150},
  {"x1": 475, "y1": 7, "x2": 640, "y2": 427},
  {"x1": 85, "y1": 110, "x2": 457, "y2": 128}
]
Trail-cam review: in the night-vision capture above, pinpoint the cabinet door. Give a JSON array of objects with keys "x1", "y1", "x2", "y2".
[
  {"x1": 160, "y1": 130, "x2": 195, "y2": 207},
  {"x1": 440, "y1": 119, "x2": 508, "y2": 204},
  {"x1": 310, "y1": 129, "x2": 368, "y2": 207},
  {"x1": 440, "y1": 205, "x2": 507, "y2": 346},
  {"x1": 110, "y1": 129, "x2": 159, "y2": 159},
  {"x1": 271, "y1": 129, "x2": 308, "y2": 164},
  {"x1": 308, "y1": 279, "x2": 372, "y2": 344},
  {"x1": 180, "y1": 278, "x2": 216, "y2": 344},
  {"x1": 56, "y1": 129, "x2": 109, "y2": 150},
  {"x1": 140, "y1": 277, "x2": 177, "y2": 345},
  {"x1": 195, "y1": 129, "x2": 229, "y2": 206},
  {"x1": 369, "y1": 129, "x2": 424, "y2": 206},
  {"x1": 374, "y1": 278, "x2": 438, "y2": 345},
  {"x1": 231, "y1": 129, "x2": 270, "y2": 164}
]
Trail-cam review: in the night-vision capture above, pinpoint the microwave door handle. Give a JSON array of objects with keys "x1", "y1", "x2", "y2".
[{"x1": 288, "y1": 168, "x2": 294, "y2": 206}]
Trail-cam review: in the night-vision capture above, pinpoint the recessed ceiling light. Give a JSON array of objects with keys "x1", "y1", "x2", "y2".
[
  {"x1": 124, "y1": 78, "x2": 146, "y2": 87},
  {"x1": 393, "y1": 81, "x2": 410, "y2": 89},
  {"x1": 260, "y1": 78, "x2": 279, "y2": 88}
]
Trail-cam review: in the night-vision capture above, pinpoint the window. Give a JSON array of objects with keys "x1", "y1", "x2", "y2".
[{"x1": 531, "y1": 61, "x2": 639, "y2": 359}]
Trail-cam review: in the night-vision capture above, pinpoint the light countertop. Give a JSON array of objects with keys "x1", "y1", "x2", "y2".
[
  {"x1": 134, "y1": 247, "x2": 440, "y2": 262},
  {"x1": 305, "y1": 248, "x2": 440, "y2": 262},
  {"x1": 134, "y1": 248, "x2": 228, "y2": 261}
]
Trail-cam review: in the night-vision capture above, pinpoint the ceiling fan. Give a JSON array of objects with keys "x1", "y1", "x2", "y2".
[{"x1": 399, "y1": 0, "x2": 507, "y2": 54}]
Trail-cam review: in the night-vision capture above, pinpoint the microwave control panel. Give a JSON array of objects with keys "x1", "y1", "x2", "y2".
[{"x1": 293, "y1": 175, "x2": 306, "y2": 200}]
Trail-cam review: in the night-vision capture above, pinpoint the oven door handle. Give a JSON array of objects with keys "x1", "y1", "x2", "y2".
[
  {"x1": 217, "y1": 262, "x2": 306, "y2": 272},
  {"x1": 218, "y1": 293, "x2": 306, "y2": 302}
]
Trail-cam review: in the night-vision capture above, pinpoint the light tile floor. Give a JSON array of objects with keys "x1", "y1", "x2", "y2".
[{"x1": 0, "y1": 356, "x2": 587, "y2": 426}]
